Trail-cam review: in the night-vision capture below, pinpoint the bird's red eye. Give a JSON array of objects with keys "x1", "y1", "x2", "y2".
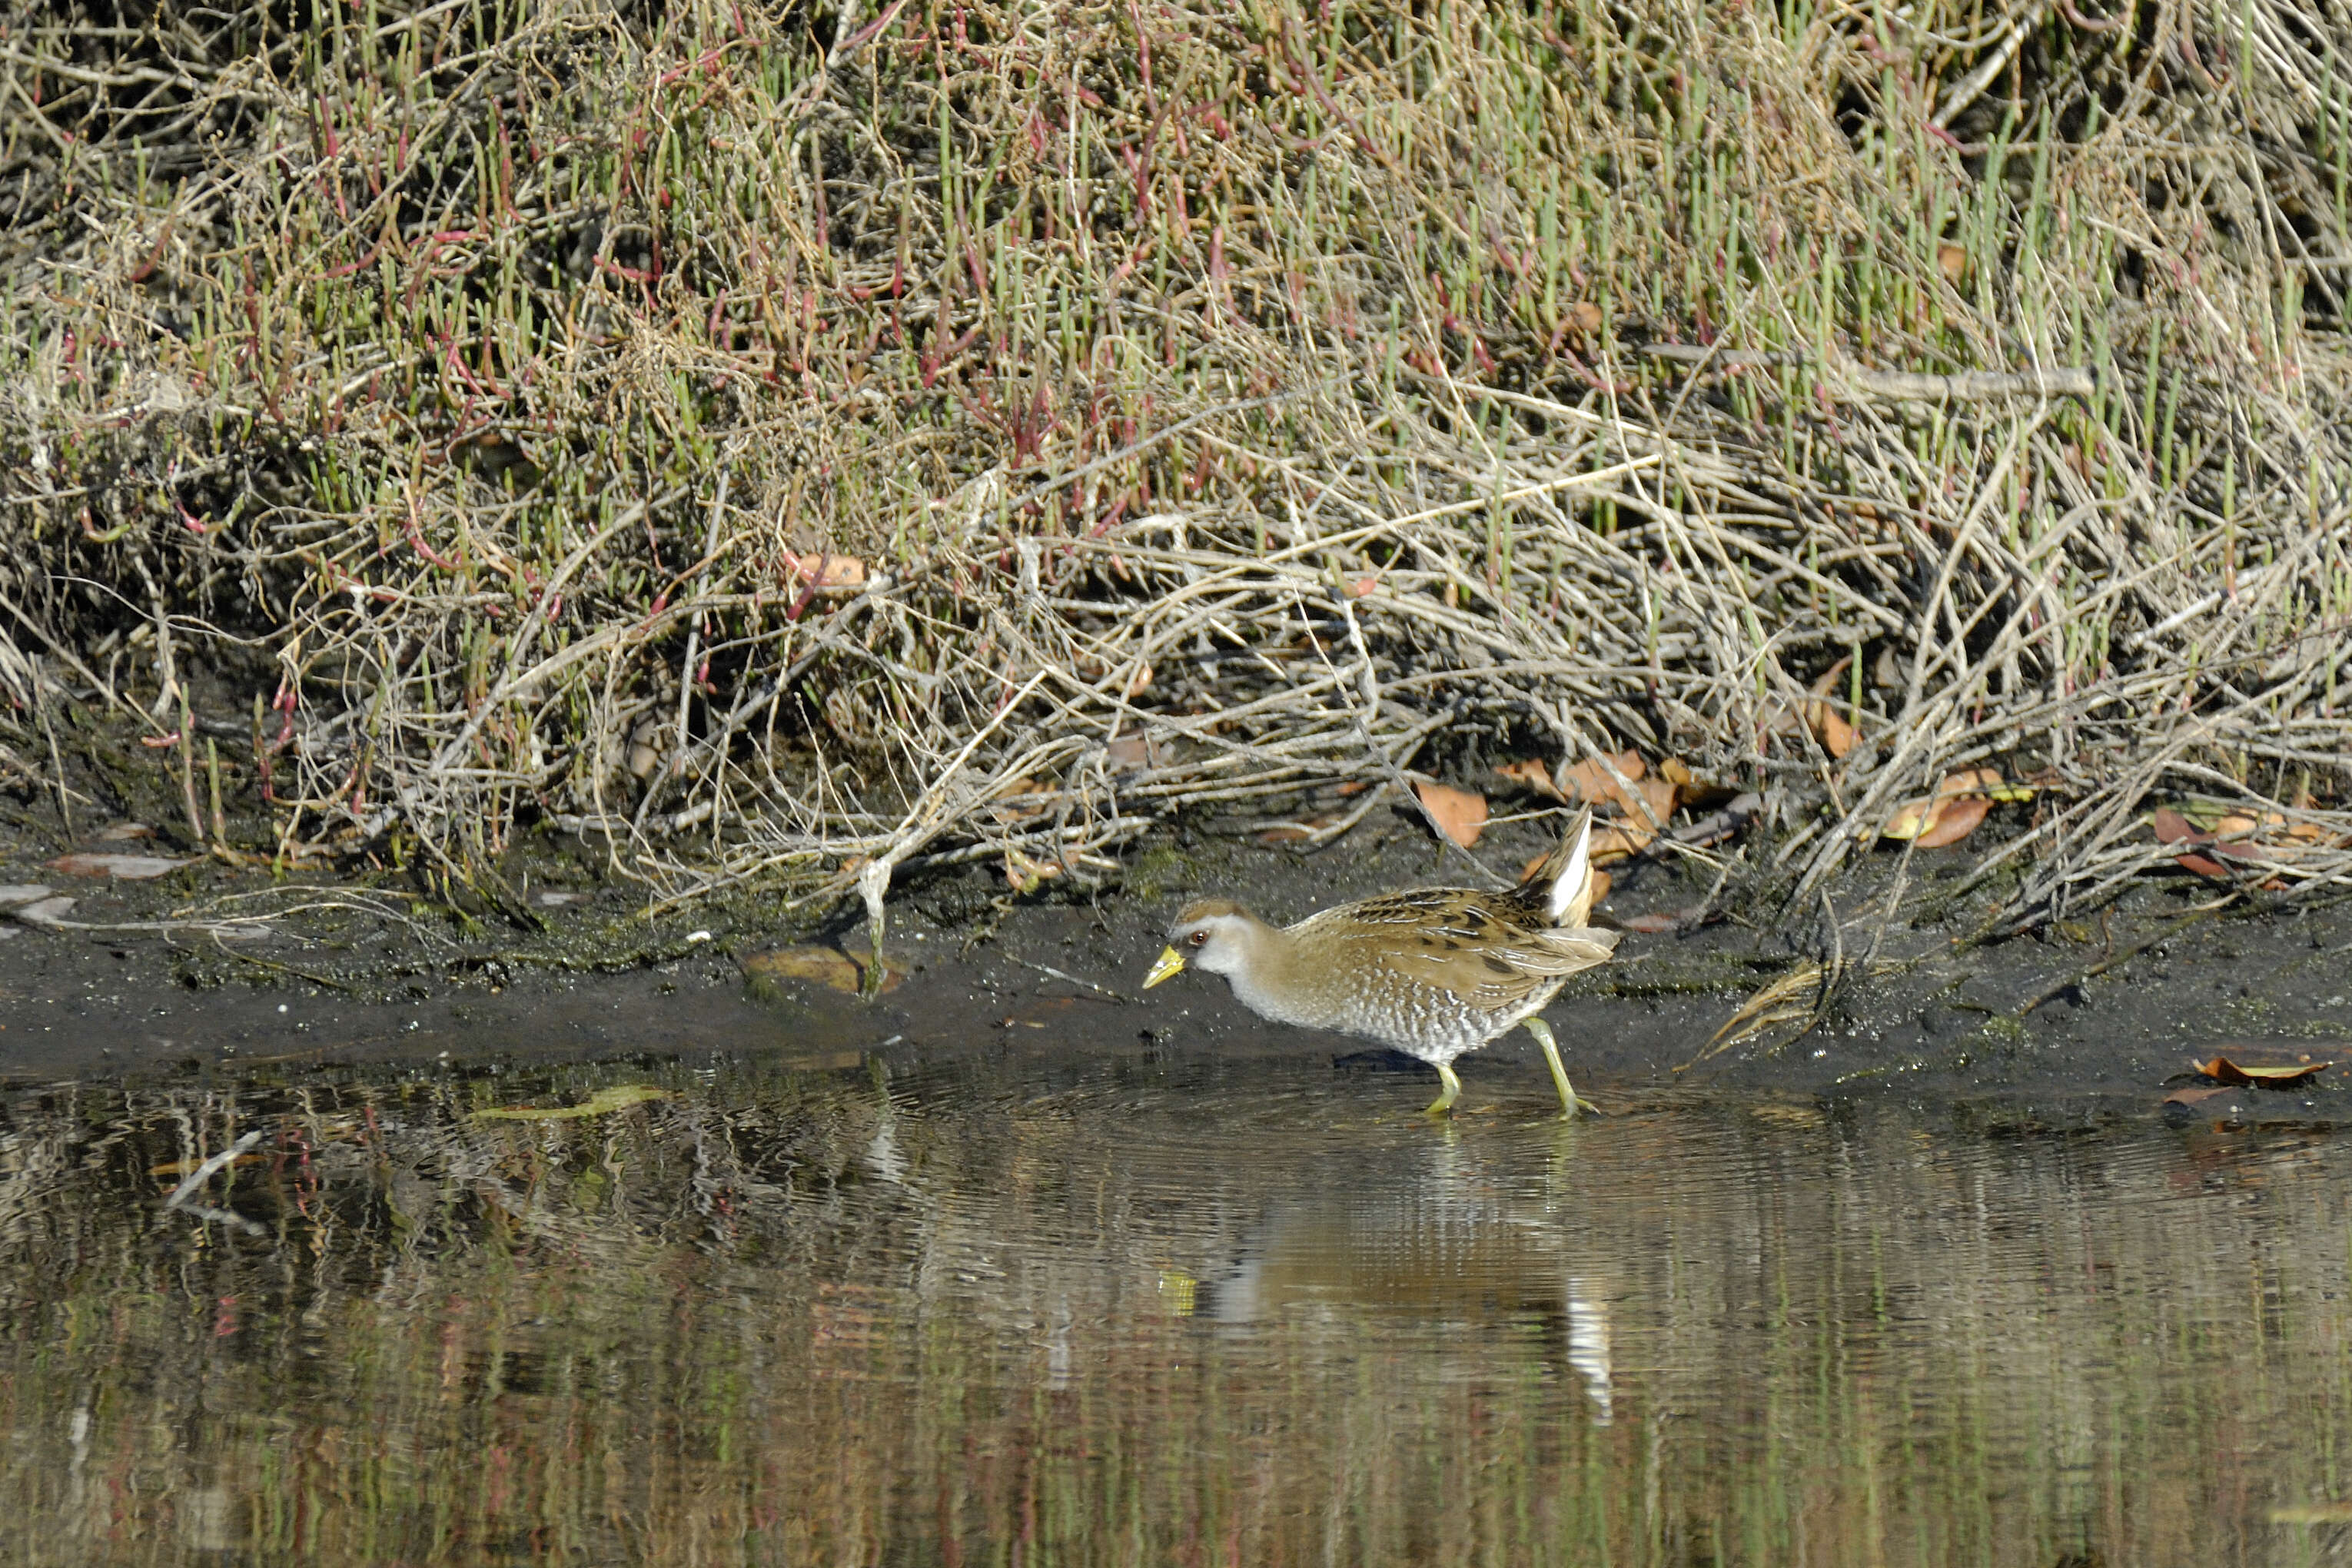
[{"x1": 1188, "y1": 930, "x2": 1208, "y2": 945}]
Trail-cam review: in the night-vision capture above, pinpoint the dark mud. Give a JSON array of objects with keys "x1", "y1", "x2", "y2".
[{"x1": 5, "y1": 809, "x2": 2348, "y2": 1127}]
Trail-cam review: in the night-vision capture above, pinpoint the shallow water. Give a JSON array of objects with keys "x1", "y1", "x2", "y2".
[{"x1": 4, "y1": 1041, "x2": 2350, "y2": 1566}]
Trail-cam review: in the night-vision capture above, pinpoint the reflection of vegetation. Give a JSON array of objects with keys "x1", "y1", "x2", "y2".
[{"x1": 2, "y1": 1061, "x2": 2350, "y2": 1563}]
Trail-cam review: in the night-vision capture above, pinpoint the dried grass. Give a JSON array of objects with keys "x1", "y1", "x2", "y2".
[{"x1": 3, "y1": 0, "x2": 2350, "y2": 936}]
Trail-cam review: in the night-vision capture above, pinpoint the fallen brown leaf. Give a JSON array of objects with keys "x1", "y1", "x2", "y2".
[
  {"x1": 1558, "y1": 750, "x2": 1645, "y2": 805},
  {"x1": 1627, "y1": 776, "x2": 1677, "y2": 826},
  {"x1": 1618, "y1": 912, "x2": 1679, "y2": 935},
  {"x1": 1882, "y1": 797, "x2": 1939, "y2": 839},
  {"x1": 2196, "y1": 1055, "x2": 2330, "y2": 1088},
  {"x1": 1590, "y1": 822, "x2": 1654, "y2": 862},
  {"x1": 1414, "y1": 781, "x2": 1488, "y2": 848},
  {"x1": 1883, "y1": 767, "x2": 2027, "y2": 845},
  {"x1": 1802, "y1": 656, "x2": 1859, "y2": 759},
  {"x1": 1913, "y1": 795, "x2": 1990, "y2": 849},
  {"x1": 2210, "y1": 811, "x2": 2341, "y2": 852},
  {"x1": 1565, "y1": 301, "x2": 1604, "y2": 337},
  {"x1": 1936, "y1": 242, "x2": 1968, "y2": 286},
  {"x1": 1806, "y1": 702, "x2": 1858, "y2": 758},
  {"x1": 1259, "y1": 816, "x2": 1335, "y2": 845},
  {"x1": 1493, "y1": 759, "x2": 1563, "y2": 801},
  {"x1": 1943, "y1": 766, "x2": 2033, "y2": 802},
  {"x1": 2162, "y1": 1085, "x2": 2232, "y2": 1108}
]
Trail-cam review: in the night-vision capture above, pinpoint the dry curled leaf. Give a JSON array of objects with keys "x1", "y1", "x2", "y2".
[
  {"x1": 1559, "y1": 750, "x2": 1645, "y2": 805},
  {"x1": 2210, "y1": 811, "x2": 2340, "y2": 852},
  {"x1": 1804, "y1": 700, "x2": 1858, "y2": 759},
  {"x1": 1801, "y1": 656, "x2": 1860, "y2": 758},
  {"x1": 1413, "y1": 781, "x2": 1488, "y2": 848},
  {"x1": 1945, "y1": 766, "x2": 2033, "y2": 802},
  {"x1": 2194, "y1": 1055, "x2": 2329, "y2": 1088},
  {"x1": 1493, "y1": 759, "x2": 1563, "y2": 800},
  {"x1": 2149, "y1": 806, "x2": 2281, "y2": 882},
  {"x1": 1883, "y1": 767, "x2": 2028, "y2": 845},
  {"x1": 1654, "y1": 755, "x2": 1739, "y2": 809},
  {"x1": 1913, "y1": 795, "x2": 1990, "y2": 849},
  {"x1": 1626, "y1": 776, "x2": 1678, "y2": 827},
  {"x1": 1590, "y1": 822, "x2": 1654, "y2": 862}
]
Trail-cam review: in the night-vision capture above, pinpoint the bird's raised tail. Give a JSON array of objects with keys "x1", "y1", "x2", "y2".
[{"x1": 1516, "y1": 809, "x2": 1600, "y2": 928}]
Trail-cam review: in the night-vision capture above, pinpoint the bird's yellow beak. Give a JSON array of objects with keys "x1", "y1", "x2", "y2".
[{"x1": 1143, "y1": 945, "x2": 1186, "y2": 988}]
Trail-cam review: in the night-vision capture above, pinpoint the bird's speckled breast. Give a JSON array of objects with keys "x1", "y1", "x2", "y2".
[{"x1": 1231, "y1": 942, "x2": 1567, "y2": 1066}]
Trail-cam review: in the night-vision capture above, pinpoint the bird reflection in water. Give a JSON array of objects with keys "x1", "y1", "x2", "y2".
[{"x1": 1190, "y1": 1122, "x2": 1615, "y2": 1422}]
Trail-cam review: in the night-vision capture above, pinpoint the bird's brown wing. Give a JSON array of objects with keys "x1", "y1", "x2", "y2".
[{"x1": 1307, "y1": 893, "x2": 1618, "y2": 1008}]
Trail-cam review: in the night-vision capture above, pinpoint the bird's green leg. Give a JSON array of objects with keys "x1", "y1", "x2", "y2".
[
  {"x1": 1525, "y1": 1017, "x2": 1598, "y2": 1118},
  {"x1": 1425, "y1": 1060, "x2": 1464, "y2": 1117}
]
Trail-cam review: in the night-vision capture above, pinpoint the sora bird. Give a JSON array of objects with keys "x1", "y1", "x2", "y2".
[{"x1": 1143, "y1": 810, "x2": 1618, "y2": 1116}]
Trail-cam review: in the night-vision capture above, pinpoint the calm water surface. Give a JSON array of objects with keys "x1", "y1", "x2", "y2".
[{"x1": 3, "y1": 1041, "x2": 2350, "y2": 1565}]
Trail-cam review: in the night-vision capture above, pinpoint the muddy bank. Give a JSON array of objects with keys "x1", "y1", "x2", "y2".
[{"x1": 2, "y1": 805, "x2": 2347, "y2": 1126}]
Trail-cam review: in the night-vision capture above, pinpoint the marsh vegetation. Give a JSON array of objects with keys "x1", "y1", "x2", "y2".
[{"x1": 3, "y1": 0, "x2": 2350, "y2": 948}]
